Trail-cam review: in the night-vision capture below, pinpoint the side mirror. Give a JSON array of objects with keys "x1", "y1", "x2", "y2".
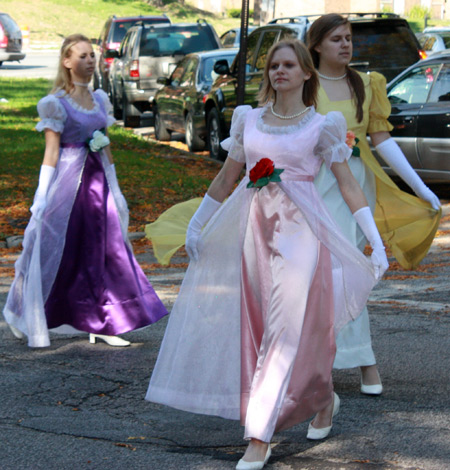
[
  {"x1": 104, "y1": 49, "x2": 119, "y2": 59},
  {"x1": 157, "y1": 76, "x2": 171, "y2": 86},
  {"x1": 213, "y1": 59, "x2": 230, "y2": 76}
]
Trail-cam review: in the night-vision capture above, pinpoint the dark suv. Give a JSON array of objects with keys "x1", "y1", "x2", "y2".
[
  {"x1": 0, "y1": 12, "x2": 25, "y2": 66},
  {"x1": 109, "y1": 20, "x2": 221, "y2": 127},
  {"x1": 94, "y1": 15, "x2": 171, "y2": 93},
  {"x1": 204, "y1": 13, "x2": 425, "y2": 159}
]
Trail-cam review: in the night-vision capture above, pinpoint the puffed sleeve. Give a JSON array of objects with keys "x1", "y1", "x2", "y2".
[
  {"x1": 94, "y1": 89, "x2": 116, "y2": 127},
  {"x1": 220, "y1": 105, "x2": 252, "y2": 163},
  {"x1": 314, "y1": 111, "x2": 352, "y2": 169},
  {"x1": 35, "y1": 94, "x2": 66, "y2": 133},
  {"x1": 367, "y1": 71, "x2": 394, "y2": 134}
]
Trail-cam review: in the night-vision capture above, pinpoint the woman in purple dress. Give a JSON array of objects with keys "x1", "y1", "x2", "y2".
[{"x1": 3, "y1": 34, "x2": 168, "y2": 348}]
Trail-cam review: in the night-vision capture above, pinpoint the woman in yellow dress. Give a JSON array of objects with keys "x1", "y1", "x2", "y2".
[{"x1": 308, "y1": 13, "x2": 441, "y2": 396}]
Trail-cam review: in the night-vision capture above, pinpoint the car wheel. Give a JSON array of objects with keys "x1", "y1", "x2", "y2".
[
  {"x1": 122, "y1": 93, "x2": 140, "y2": 128},
  {"x1": 154, "y1": 109, "x2": 171, "y2": 141},
  {"x1": 207, "y1": 108, "x2": 227, "y2": 161},
  {"x1": 185, "y1": 112, "x2": 205, "y2": 152}
]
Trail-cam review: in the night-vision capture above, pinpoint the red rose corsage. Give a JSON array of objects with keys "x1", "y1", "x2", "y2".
[{"x1": 247, "y1": 158, "x2": 284, "y2": 190}]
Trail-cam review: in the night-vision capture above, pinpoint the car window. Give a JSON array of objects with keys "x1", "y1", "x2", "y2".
[
  {"x1": 141, "y1": 25, "x2": 218, "y2": 56},
  {"x1": 441, "y1": 33, "x2": 450, "y2": 48},
  {"x1": 351, "y1": 23, "x2": 419, "y2": 70},
  {"x1": 428, "y1": 64, "x2": 450, "y2": 103},
  {"x1": 119, "y1": 33, "x2": 131, "y2": 57},
  {"x1": 245, "y1": 31, "x2": 261, "y2": 71},
  {"x1": 112, "y1": 18, "x2": 169, "y2": 44},
  {"x1": 202, "y1": 54, "x2": 237, "y2": 83},
  {"x1": 222, "y1": 31, "x2": 237, "y2": 47},
  {"x1": 170, "y1": 58, "x2": 189, "y2": 87},
  {"x1": 421, "y1": 35, "x2": 436, "y2": 51},
  {"x1": 0, "y1": 14, "x2": 21, "y2": 33},
  {"x1": 253, "y1": 31, "x2": 278, "y2": 73},
  {"x1": 388, "y1": 64, "x2": 441, "y2": 104},
  {"x1": 180, "y1": 58, "x2": 198, "y2": 87}
]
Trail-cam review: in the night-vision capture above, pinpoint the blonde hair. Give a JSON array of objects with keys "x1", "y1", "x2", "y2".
[
  {"x1": 51, "y1": 34, "x2": 91, "y2": 94},
  {"x1": 258, "y1": 39, "x2": 319, "y2": 108}
]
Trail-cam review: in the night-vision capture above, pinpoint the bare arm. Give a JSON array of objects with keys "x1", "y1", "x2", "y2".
[
  {"x1": 206, "y1": 157, "x2": 245, "y2": 202},
  {"x1": 331, "y1": 160, "x2": 368, "y2": 213},
  {"x1": 42, "y1": 129, "x2": 61, "y2": 167},
  {"x1": 369, "y1": 130, "x2": 390, "y2": 147}
]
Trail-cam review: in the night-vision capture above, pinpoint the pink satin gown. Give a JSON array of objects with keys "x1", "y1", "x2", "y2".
[{"x1": 146, "y1": 105, "x2": 377, "y2": 443}]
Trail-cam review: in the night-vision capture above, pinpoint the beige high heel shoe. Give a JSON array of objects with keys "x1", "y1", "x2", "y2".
[{"x1": 89, "y1": 334, "x2": 130, "y2": 347}]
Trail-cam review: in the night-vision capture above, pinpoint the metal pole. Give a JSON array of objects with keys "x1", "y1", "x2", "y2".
[{"x1": 236, "y1": 0, "x2": 250, "y2": 106}]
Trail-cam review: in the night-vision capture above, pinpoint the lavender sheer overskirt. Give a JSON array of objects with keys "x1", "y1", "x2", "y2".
[
  {"x1": 4, "y1": 143, "x2": 167, "y2": 347},
  {"x1": 44, "y1": 145, "x2": 168, "y2": 334}
]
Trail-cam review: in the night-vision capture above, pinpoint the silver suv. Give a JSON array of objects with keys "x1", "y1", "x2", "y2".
[
  {"x1": 109, "y1": 20, "x2": 221, "y2": 127},
  {"x1": 0, "y1": 12, "x2": 25, "y2": 66}
]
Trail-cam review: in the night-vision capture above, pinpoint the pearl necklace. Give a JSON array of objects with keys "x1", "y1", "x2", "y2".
[
  {"x1": 270, "y1": 103, "x2": 311, "y2": 120},
  {"x1": 72, "y1": 81, "x2": 90, "y2": 87},
  {"x1": 318, "y1": 71, "x2": 347, "y2": 81}
]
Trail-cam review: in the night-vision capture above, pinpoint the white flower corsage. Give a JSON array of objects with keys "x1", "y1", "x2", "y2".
[{"x1": 88, "y1": 129, "x2": 110, "y2": 152}]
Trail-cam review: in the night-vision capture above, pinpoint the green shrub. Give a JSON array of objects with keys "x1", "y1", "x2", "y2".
[
  {"x1": 407, "y1": 5, "x2": 432, "y2": 19},
  {"x1": 227, "y1": 8, "x2": 254, "y2": 18}
]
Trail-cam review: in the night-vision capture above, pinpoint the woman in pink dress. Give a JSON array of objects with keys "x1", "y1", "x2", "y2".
[{"x1": 146, "y1": 40, "x2": 388, "y2": 470}]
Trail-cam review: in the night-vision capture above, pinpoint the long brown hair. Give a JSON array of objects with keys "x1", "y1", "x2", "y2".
[
  {"x1": 51, "y1": 34, "x2": 91, "y2": 94},
  {"x1": 307, "y1": 14, "x2": 365, "y2": 123},
  {"x1": 258, "y1": 39, "x2": 319, "y2": 108}
]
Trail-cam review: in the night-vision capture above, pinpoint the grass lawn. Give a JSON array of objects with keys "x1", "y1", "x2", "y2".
[
  {"x1": 0, "y1": 77, "x2": 221, "y2": 240},
  {"x1": 0, "y1": 0, "x2": 242, "y2": 45}
]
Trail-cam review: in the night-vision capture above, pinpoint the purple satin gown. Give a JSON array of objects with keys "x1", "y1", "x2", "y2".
[{"x1": 43, "y1": 94, "x2": 168, "y2": 334}]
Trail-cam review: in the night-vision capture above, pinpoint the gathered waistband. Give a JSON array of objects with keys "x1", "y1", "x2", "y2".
[
  {"x1": 61, "y1": 142, "x2": 87, "y2": 149},
  {"x1": 246, "y1": 173, "x2": 314, "y2": 182}
]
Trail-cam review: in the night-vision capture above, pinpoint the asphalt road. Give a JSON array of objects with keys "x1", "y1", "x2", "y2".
[
  {"x1": 0, "y1": 50, "x2": 58, "y2": 79},
  {"x1": 0, "y1": 204, "x2": 449, "y2": 470}
]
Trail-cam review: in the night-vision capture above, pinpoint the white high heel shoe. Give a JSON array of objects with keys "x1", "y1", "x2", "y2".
[
  {"x1": 361, "y1": 370, "x2": 383, "y2": 395},
  {"x1": 236, "y1": 445, "x2": 271, "y2": 470},
  {"x1": 89, "y1": 334, "x2": 130, "y2": 347},
  {"x1": 307, "y1": 392, "x2": 340, "y2": 440}
]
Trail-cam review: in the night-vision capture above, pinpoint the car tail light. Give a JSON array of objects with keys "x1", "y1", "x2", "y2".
[
  {"x1": 202, "y1": 94, "x2": 208, "y2": 104},
  {"x1": 104, "y1": 57, "x2": 115, "y2": 70},
  {"x1": 130, "y1": 60, "x2": 139, "y2": 78},
  {"x1": 0, "y1": 25, "x2": 7, "y2": 48},
  {"x1": 418, "y1": 49, "x2": 427, "y2": 60}
]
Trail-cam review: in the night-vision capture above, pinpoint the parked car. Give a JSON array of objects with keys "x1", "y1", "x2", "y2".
[
  {"x1": 204, "y1": 12, "x2": 426, "y2": 159},
  {"x1": 372, "y1": 51, "x2": 450, "y2": 183},
  {"x1": 220, "y1": 26, "x2": 256, "y2": 48},
  {"x1": 153, "y1": 48, "x2": 238, "y2": 151},
  {"x1": 0, "y1": 12, "x2": 25, "y2": 66},
  {"x1": 108, "y1": 20, "x2": 222, "y2": 127},
  {"x1": 94, "y1": 15, "x2": 171, "y2": 93},
  {"x1": 417, "y1": 27, "x2": 450, "y2": 55}
]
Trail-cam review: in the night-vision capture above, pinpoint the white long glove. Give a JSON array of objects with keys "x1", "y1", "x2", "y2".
[
  {"x1": 30, "y1": 165, "x2": 55, "y2": 220},
  {"x1": 185, "y1": 193, "x2": 222, "y2": 261},
  {"x1": 376, "y1": 138, "x2": 440, "y2": 210},
  {"x1": 353, "y1": 206, "x2": 389, "y2": 280}
]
